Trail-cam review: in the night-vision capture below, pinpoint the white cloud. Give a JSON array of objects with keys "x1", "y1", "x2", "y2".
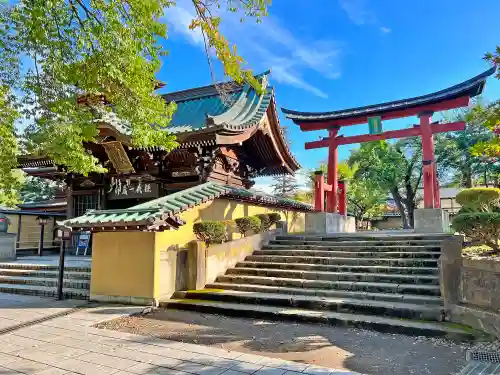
[
  {"x1": 162, "y1": 6, "x2": 204, "y2": 46},
  {"x1": 380, "y1": 26, "x2": 392, "y2": 34},
  {"x1": 338, "y1": 0, "x2": 373, "y2": 25},
  {"x1": 162, "y1": 1, "x2": 342, "y2": 98}
]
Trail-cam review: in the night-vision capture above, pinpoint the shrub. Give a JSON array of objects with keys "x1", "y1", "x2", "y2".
[
  {"x1": 268, "y1": 213, "x2": 281, "y2": 226},
  {"x1": 193, "y1": 221, "x2": 226, "y2": 246},
  {"x1": 256, "y1": 214, "x2": 271, "y2": 231},
  {"x1": 235, "y1": 216, "x2": 261, "y2": 237},
  {"x1": 456, "y1": 188, "x2": 500, "y2": 212},
  {"x1": 452, "y1": 212, "x2": 500, "y2": 251}
]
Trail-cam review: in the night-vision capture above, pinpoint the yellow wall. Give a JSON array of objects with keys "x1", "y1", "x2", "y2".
[
  {"x1": 155, "y1": 198, "x2": 305, "y2": 253},
  {"x1": 90, "y1": 231, "x2": 156, "y2": 301},
  {"x1": 3, "y1": 214, "x2": 56, "y2": 249},
  {"x1": 91, "y1": 198, "x2": 306, "y2": 304}
]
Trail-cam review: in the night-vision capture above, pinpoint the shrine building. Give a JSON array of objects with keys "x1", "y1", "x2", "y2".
[{"x1": 18, "y1": 71, "x2": 302, "y2": 219}]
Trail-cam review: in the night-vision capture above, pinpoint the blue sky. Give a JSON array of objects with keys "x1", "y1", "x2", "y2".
[{"x1": 157, "y1": 0, "x2": 500, "y2": 191}]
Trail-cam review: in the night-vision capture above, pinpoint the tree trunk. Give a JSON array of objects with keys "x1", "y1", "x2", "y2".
[{"x1": 390, "y1": 187, "x2": 409, "y2": 229}]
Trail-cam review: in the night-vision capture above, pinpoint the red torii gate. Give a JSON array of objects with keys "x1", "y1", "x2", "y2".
[{"x1": 282, "y1": 67, "x2": 496, "y2": 214}]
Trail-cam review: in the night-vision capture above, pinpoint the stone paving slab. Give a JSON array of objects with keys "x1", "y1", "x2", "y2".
[{"x1": 0, "y1": 293, "x2": 363, "y2": 375}]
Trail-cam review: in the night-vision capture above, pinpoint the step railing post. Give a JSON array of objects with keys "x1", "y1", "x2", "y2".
[{"x1": 439, "y1": 235, "x2": 463, "y2": 317}]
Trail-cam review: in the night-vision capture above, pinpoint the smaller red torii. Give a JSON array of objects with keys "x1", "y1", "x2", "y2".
[{"x1": 282, "y1": 67, "x2": 496, "y2": 214}]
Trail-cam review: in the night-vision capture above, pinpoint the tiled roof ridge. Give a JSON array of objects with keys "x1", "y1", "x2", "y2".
[{"x1": 59, "y1": 181, "x2": 313, "y2": 232}]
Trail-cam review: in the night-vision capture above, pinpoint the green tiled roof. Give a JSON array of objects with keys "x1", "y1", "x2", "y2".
[
  {"x1": 59, "y1": 182, "x2": 313, "y2": 232},
  {"x1": 99, "y1": 71, "x2": 273, "y2": 137}
]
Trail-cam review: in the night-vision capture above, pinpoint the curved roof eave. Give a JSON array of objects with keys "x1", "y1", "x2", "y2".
[{"x1": 281, "y1": 66, "x2": 496, "y2": 122}]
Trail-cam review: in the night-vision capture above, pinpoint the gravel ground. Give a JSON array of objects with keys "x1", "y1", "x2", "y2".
[{"x1": 96, "y1": 309, "x2": 479, "y2": 375}]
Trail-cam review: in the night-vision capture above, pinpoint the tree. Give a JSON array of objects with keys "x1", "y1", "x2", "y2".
[
  {"x1": 349, "y1": 140, "x2": 422, "y2": 229},
  {"x1": 0, "y1": 0, "x2": 270, "y2": 205},
  {"x1": 469, "y1": 100, "x2": 500, "y2": 159},
  {"x1": 435, "y1": 105, "x2": 495, "y2": 188},
  {"x1": 347, "y1": 179, "x2": 387, "y2": 228},
  {"x1": 271, "y1": 174, "x2": 300, "y2": 198},
  {"x1": 20, "y1": 176, "x2": 60, "y2": 203}
]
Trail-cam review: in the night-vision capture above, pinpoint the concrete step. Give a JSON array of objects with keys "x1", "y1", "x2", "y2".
[
  {"x1": 236, "y1": 261, "x2": 439, "y2": 275},
  {"x1": 0, "y1": 262, "x2": 90, "y2": 273},
  {"x1": 271, "y1": 239, "x2": 442, "y2": 247},
  {"x1": 216, "y1": 274, "x2": 441, "y2": 296},
  {"x1": 267, "y1": 243, "x2": 441, "y2": 252},
  {"x1": 227, "y1": 267, "x2": 440, "y2": 285},
  {"x1": 0, "y1": 283, "x2": 89, "y2": 299},
  {"x1": 0, "y1": 275, "x2": 89, "y2": 290},
  {"x1": 206, "y1": 282, "x2": 443, "y2": 305},
  {"x1": 162, "y1": 299, "x2": 477, "y2": 340},
  {"x1": 253, "y1": 249, "x2": 441, "y2": 259},
  {"x1": 0, "y1": 268, "x2": 91, "y2": 280},
  {"x1": 276, "y1": 234, "x2": 450, "y2": 242},
  {"x1": 175, "y1": 289, "x2": 444, "y2": 320},
  {"x1": 246, "y1": 255, "x2": 439, "y2": 267}
]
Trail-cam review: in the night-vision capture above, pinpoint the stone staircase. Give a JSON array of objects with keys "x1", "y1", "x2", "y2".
[
  {"x1": 166, "y1": 233, "x2": 477, "y2": 339},
  {"x1": 0, "y1": 262, "x2": 90, "y2": 299}
]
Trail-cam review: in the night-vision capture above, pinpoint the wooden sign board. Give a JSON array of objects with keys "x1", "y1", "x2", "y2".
[
  {"x1": 103, "y1": 141, "x2": 135, "y2": 174},
  {"x1": 107, "y1": 178, "x2": 159, "y2": 200}
]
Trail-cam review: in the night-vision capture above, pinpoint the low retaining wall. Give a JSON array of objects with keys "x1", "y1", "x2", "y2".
[
  {"x1": 0, "y1": 234, "x2": 16, "y2": 260},
  {"x1": 187, "y1": 229, "x2": 280, "y2": 290},
  {"x1": 440, "y1": 239, "x2": 500, "y2": 338}
]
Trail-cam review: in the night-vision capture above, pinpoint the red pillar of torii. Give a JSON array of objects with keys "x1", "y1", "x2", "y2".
[{"x1": 283, "y1": 67, "x2": 496, "y2": 214}]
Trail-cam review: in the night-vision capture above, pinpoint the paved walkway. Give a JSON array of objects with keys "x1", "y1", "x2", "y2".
[{"x1": 0, "y1": 294, "x2": 360, "y2": 375}]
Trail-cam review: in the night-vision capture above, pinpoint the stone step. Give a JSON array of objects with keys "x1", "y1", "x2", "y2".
[
  {"x1": 0, "y1": 283, "x2": 89, "y2": 299},
  {"x1": 0, "y1": 268, "x2": 91, "y2": 280},
  {"x1": 265, "y1": 243, "x2": 441, "y2": 252},
  {"x1": 246, "y1": 255, "x2": 439, "y2": 267},
  {"x1": 227, "y1": 267, "x2": 440, "y2": 285},
  {"x1": 216, "y1": 274, "x2": 441, "y2": 296},
  {"x1": 271, "y1": 239, "x2": 442, "y2": 247},
  {"x1": 0, "y1": 262, "x2": 90, "y2": 273},
  {"x1": 0, "y1": 275, "x2": 89, "y2": 290},
  {"x1": 162, "y1": 299, "x2": 476, "y2": 341},
  {"x1": 254, "y1": 249, "x2": 441, "y2": 259},
  {"x1": 206, "y1": 282, "x2": 443, "y2": 305},
  {"x1": 276, "y1": 234, "x2": 450, "y2": 242},
  {"x1": 175, "y1": 289, "x2": 444, "y2": 321},
  {"x1": 236, "y1": 261, "x2": 439, "y2": 275}
]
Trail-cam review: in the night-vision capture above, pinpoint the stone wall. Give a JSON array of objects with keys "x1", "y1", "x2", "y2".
[{"x1": 440, "y1": 239, "x2": 500, "y2": 338}]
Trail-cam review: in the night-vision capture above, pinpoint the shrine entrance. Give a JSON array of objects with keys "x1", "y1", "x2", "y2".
[{"x1": 282, "y1": 67, "x2": 495, "y2": 231}]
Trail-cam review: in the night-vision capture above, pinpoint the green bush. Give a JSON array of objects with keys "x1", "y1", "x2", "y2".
[
  {"x1": 193, "y1": 221, "x2": 227, "y2": 246},
  {"x1": 452, "y1": 212, "x2": 500, "y2": 251},
  {"x1": 235, "y1": 216, "x2": 261, "y2": 236},
  {"x1": 268, "y1": 213, "x2": 281, "y2": 226},
  {"x1": 456, "y1": 187, "x2": 500, "y2": 212},
  {"x1": 256, "y1": 214, "x2": 271, "y2": 231}
]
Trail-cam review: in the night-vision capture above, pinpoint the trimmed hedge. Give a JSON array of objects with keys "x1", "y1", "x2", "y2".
[
  {"x1": 193, "y1": 221, "x2": 227, "y2": 246},
  {"x1": 452, "y1": 212, "x2": 500, "y2": 251},
  {"x1": 456, "y1": 187, "x2": 500, "y2": 212},
  {"x1": 268, "y1": 213, "x2": 281, "y2": 226},
  {"x1": 256, "y1": 214, "x2": 271, "y2": 231},
  {"x1": 235, "y1": 216, "x2": 261, "y2": 237}
]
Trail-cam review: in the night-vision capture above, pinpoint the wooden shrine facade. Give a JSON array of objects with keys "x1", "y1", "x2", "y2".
[
  {"x1": 282, "y1": 67, "x2": 496, "y2": 214},
  {"x1": 18, "y1": 72, "x2": 300, "y2": 218}
]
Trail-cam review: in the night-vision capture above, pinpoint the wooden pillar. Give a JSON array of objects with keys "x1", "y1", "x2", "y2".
[
  {"x1": 419, "y1": 112, "x2": 436, "y2": 209},
  {"x1": 434, "y1": 170, "x2": 441, "y2": 208},
  {"x1": 314, "y1": 171, "x2": 325, "y2": 212},
  {"x1": 338, "y1": 181, "x2": 346, "y2": 216},
  {"x1": 327, "y1": 129, "x2": 339, "y2": 213}
]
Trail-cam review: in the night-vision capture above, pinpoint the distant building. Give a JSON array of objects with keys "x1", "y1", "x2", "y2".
[{"x1": 371, "y1": 187, "x2": 461, "y2": 230}]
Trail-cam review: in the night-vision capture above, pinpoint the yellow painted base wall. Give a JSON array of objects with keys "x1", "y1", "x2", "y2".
[
  {"x1": 3, "y1": 214, "x2": 57, "y2": 250},
  {"x1": 90, "y1": 231, "x2": 156, "y2": 303},
  {"x1": 90, "y1": 198, "x2": 306, "y2": 304}
]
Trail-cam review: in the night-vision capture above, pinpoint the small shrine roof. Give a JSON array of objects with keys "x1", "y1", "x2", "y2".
[
  {"x1": 282, "y1": 67, "x2": 496, "y2": 123},
  {"x1": 59, "y1": 181, "x2": 313, "y2": 232}
]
